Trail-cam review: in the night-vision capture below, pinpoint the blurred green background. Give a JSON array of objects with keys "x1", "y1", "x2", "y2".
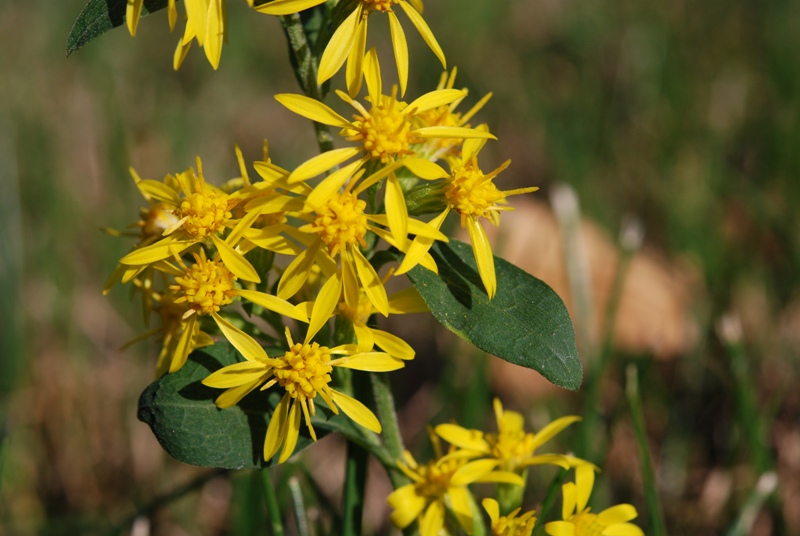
[{"x1": 1, "y1": 0, "x2": 799, "y2": 534}]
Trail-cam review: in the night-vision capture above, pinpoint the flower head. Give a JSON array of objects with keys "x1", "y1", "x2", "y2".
[
  {"x1": 483, "y1": 498, "x2": 537, "y2": 536},
  {"x1": 388, "y1": 431, "x2": 523, "y2": 536},
  {"x1": 545, "y1": 466, "x2": 643, "y2": 536},
  {"x1": 435, "y1": 398, "x2": 583, "y2": 474},
  {"x1": 202, "y1": 274, "x2": 405, "y2": 462}
]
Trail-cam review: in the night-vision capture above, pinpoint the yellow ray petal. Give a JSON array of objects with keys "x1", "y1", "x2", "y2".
[
  {"x1": 414, "y1": 125, "x2": 497, "y2": 140},
  {"x1": 236, "y1": 289, "x2": 309, "y2": 322},
  {"x1": 244, "y1": 194, "x2": 305, "y2": 214},
  {"x1": 168, "y1": 0, "x2": 177, "y2": 30},
  {"x1": 225, "y1": 205, "x2": 264, "y2": 246},
  {"x1": 530, "y1": 415, "x2": 582, "y2": 450},
  {"x1": 352, "y1": 322, "x2": 374, "y2": 353},
  {"x1": 242, "y1": 231, "x2": 303, "y2": 255},
  {"x1": 202, "y1": 361, "x2": 269, "y2": 389},
  {"x1": 351, "y1": 247, "x2": 389, "y2": 316},
  {"x1": 371, "y1": 329, "x2": 415, "y2": 359},
  {"x1": 288, "y1": 147, "x2": 361, "y2": 184},
  {"x1": 119, "y1": 238, "x2": 193, "y2": 266},
  {"x1": 435, "y1": 423, "x2": 489, "y2": 452},
  {"x1": 278, "y1": 400, "x2": 302, "y2": 462},
  {"x1": 545, "y1": 521, "x2": 575, "y2": 536},
  {"x1": 253, "y1": 0, "x2": 326, "y2": 15},
  {"x1": 363, "y1": 47, "x2": 382, "y2": 104},
  {"x1": 450, "y1": 459, "x2": 499, "y2": 486},
  {"x1": 170, "y1": 314, "x2": 198, "y2": 373},
  {"x1": 575, "y1": 465, "x2": 595, "y2": 513},
  {"x1": 388, "y1": 287, "x2": 428, "y2": 314},
  {"x1": 126, "y1": 0, "x2": 144, "y2": 36},
  {"x1": 204, "y1": 0, "x2": 224, "y2": 70},
  {"x1": 598, "y1": 504, "x2": 639, "y2": 526},
  {"x1": 420, "y1": 501, "x2": 445, "y2": 536},
  {"x1": 173, "y1": 36, "x2": 193, "y2": 71},
  {"x1": 467, "y1": 217, "x2": 496, "y2": 299},
  {"x1": 345, "y1": 15, "x2": 368, "y2": 97},
  {"x1": 562, "y1": 482, "x2": 577, "y2": 519},
  {"x1": 402, "y1": 158, "x2": 449, "y2": 180},
  {"x1": 352, "y1": 159, "x2": 405, "y2": 195},
  {"x1": 307, "y1": 273, "x2": 342, "y2": 342},
  {"x1": 215, "y1": 378, "x2": 263, "y2": 409},
  {"x1": 184, "y1": 0, "x2": 208, "y2": 45},
  {"x1": 388, "y1": 11, "x2": 409, "y2": 97},
  {"x1": 367, "y1": 213, "x2": 448, "y2": 241},
  {"x1": 332, "y1": 352, "x2": 404, "y2": 371},
  {"x1": 405, "y1": 89, "x2": 465, "y2": 115},
  {"x1": 520, "y1": 454, "x2": 570, "y2": 470},
  {"x1": 212, "y1": 311, "x2": 269, "y2": 362},
  {"x1": 462, "y1": 135, "x2": 488, "y2": 162},
  {"x1": 135, "y1": 179, "x2": 180, "y2": 204},
  {"x1": 277, "y1": 239, "x2": 322, "y2": 300},
  {"x1": 211, "y1": 235, "x2": 260, "y2": 283},
  {"x1": 398, "y1": 0, "x2": 445, "y2": 68},
  {"x1": 264, "y1": 393, "x2": 291, "y2": 460},
  {"x1": 331, "y1": 389, "x2": 381, "y2": 433},
  {"x1": 317, "y1": 4, "x2": 361, "y2": 84},
  {"x1": 341, "y1": 251, "x2": 361, "y2": 311},
  {"x1": 387, "y1": 485, "x2": 427, "y2": 528},
  {"x1": 274, "y1": 93, "x2": 351, "y2": 128},
  {"x1": 447, "y1": 486, "x2": 474, "y2": 534},
  {"x1": 385, "y1": 173, "x2": 409, "y2": 245},
  {"x1": 306, "y1": 160, "x2": 364, "y2": 209}
]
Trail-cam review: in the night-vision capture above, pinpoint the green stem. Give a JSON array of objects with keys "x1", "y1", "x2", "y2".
[
  {"x1": 625, "y1": 364, "x2": 667, "y2": 536},
  {"x1": 341, "y1": 371, "x2": 371, "y2": 536},
  {"x1": 370, "y1": 372, "x2": 410, "y2": 489},
  {"x1": 279, "y1": 13, "x2": 334, "y2": 154},
  {"x1": 532, "y1": 468, "x2": 568, "y2": 536},
  {"x1": 261, "y1": 470, "x2": 285, "y2": 536}
]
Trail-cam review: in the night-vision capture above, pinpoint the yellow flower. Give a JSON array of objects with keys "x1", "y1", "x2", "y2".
[
  {"x1": 435, "y1": 398, "x2": 582, "y2": 474},
  {"x1": 117, "y1": 157, "x2": 263, "y2": 285},
  {"x1": 202, "y1": 274, "x2": 405, "y2": 462},
  {"x1": 395, "y1": 139, "x2": 538, "y2": 298},
  {"x1": 126, "y1": 0, "x2": 325, "y2": 70},
  {"x1": 318, "y1": 0, "x2": 445, "y2": 96},
  {"x1": 157, "y1": 249, "x2": 308, "y2": 372},
  {"x1": 545, "y1": 465, "x2": 643, "y2": 536},
  {"x1": 388, "y1": 432, "x2": 524, "y2": 536},
  {"x1": 276, "y1": 49, "x2": 493, "y2": 244},
  {"x1": 483, "y1": 498, "x2": 537, "y2": 536}
]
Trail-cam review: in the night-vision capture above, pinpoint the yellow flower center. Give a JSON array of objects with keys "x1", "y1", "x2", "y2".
[
  {"x1": 412, "y1": 458, "x2": 465, "y2": 498},
  {"x1": 172, "y1": 254, "x2": 237, "y2": 316},
  {"x1": 492, "y1": 509, "x2": 537, "y2": 536},
  {"x1": 351, "y1": 96, "x2": 418, "y2": 163},
  {"x1": 446, "y1": 157, "x2": 506, "y2": 226},
  {"x1": 310, "y1": 192, "x2": 369, "y2": 257},
  {"x1": 572, "y1": 512, "x2": 604, "y2": 536},
  {"x1": 485, "y1": 429, "x2": 536, "y2": 473},
  {"x1": 140, "y1": 203, "x2": 179, "y2": 239},
  {"x1": 175, "y1": 182, "x2": 232, "y2": 239},
  {"x1": 362, "y1": 0, "x2": 395, "y2": 13},
  {"x1": 274, "y1": 342, "x2": 333, "y2": 401}
]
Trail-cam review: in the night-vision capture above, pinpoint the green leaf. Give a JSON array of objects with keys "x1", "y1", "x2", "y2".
[
  {"x1": 406, "y1": 239, "x2": 582, "y2": 390},
  {"x1": 66, "y1": 0, "x2": 170, "y2": 56},
  {"x1": 137, "y1": 342, "x2": 342, "y2": 469}
]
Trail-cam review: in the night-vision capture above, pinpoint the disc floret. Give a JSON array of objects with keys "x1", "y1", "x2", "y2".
[
  {"x1": 350, "y1": 90, "x2": 418, "y2": 163},
  {"x1": 174, "y1": 181, "x2": 233, "y2": 239},
  {"x1": 445, "y1": 155, "x2": 509, "y2": 227},
  {"x1": 171, "y1": 251, "x2": 237, "y2": 317},
  {"x1": 308, "y1": 192, "x2": 369, "y2": 257}
]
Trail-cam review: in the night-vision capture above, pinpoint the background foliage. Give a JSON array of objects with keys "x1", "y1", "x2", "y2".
[{"x1": 1, "y1": 0, "x2": 799, "y2": 534}]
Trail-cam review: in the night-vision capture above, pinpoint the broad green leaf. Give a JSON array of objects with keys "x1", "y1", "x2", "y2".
[
  {"x1": 138, "y1": 342, "x2": 350, "y2": 468},
  {"x1": 405, "y1": 239, "x2": 582, "y2": 390},
  {"x1": 66, "y1": 0, "x2": 169, "y2": 56}
]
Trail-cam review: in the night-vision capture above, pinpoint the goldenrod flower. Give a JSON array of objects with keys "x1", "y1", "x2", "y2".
[
  {"x1": 126, "y1": 0, "x2": 325, "y2": 70},
  {"x1": 202, "y1": 274, "x2": 405, "y2": 462},
  {"x1": 317, "y1": 0, "x2": 444, "y2": 96},
  {"x1": 396, "y1": 139, "x2": 538, "y2": 298},
  {"x1": 545, "y1": 466, "x2": 643, "y2": 536},
  {"x1": 388, "y1": 432, "x2": 523, "y2": 536},
  {"x1": 118, "y1": 158, "x2": 263, "y2": 285},
  {"x1": 483, "y1": 498, "x2": 537, "y2": 536},
  {"x1": 276, "y1": 49, "x2": 492, "y2": 244},
  {"x1": 162, "y1": 249, "x2": 308, "y2": 372},
  {"x1": 435, "y1": 398, "x2": 582, "y2": 474}
]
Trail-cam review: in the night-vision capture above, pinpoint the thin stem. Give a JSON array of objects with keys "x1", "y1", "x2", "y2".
[
  {"x1": 341, "y1": 371, "x2": 371, "y2": 536},
  {"x1": 626, "y1": 364, "x2": 667, "y2": 536},
  {"x1": 370, "y1": 372, "x2": 410, "y2": 489},
  {"x1": 531, "y1": 468, "x2": 568, "y2": 536},
  {"x1": 289, "y1": 476, "x2": 311, "y2": 536},
  {"x1": 279, "y1": 13, "x2": 334, "y2": 153},
  {"x1": 261, "y1": 469, "x2": 286, "y2": 536}
]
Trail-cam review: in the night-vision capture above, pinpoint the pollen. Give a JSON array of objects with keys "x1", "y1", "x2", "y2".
[
  {"x1": 445, "y1": 156, "x2": 508, "y2": 227},
  {"x1": 411, "y1": 458, "x2": 465, "y2": 499},
  {"x1": 350, "y1": 93, "x2": 418, "y2": 163},
  {"x1": 362, "y1": 0, "x2": 396, "y2": 13},
  {"x1": 308, "y1": 192, "x2": 369, "y2": 257},
  {"x1": 172, "y1": 253, "x2": 237, "y2": 316},
  {"x1": 572, "y1": 512, "x2": 604, "y2": 536},
  {"x1": 274, "y1": 341, "x2": 334, "y2": 402},
  {"x1": 174, "y1": 182, "x2": 232, "y2": 239}
]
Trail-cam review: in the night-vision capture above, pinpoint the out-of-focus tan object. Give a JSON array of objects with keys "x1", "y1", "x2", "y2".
[{"x1": 481, "y1": 198, "x2": 700, "y2": 398}]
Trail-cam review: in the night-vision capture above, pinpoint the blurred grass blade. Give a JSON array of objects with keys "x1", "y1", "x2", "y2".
[
  {"x1": 532, "y1": 468, "x2": 568, "y2": 536},
  {"x1": 289, "y1": 476, "x2": 310, "y2": 536},
  {"x1": 261, "y1": 470, "x2": 285, "y2": 536},
  {"x1": 725, "y1": 472, "x2": 778, "y2": 536},
  {"x1": 626, "y1": 364, "x2": 667, "y2": 536},
  {"x1": 66, "y1": 0, "x2": 170, "y2": 56}
]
